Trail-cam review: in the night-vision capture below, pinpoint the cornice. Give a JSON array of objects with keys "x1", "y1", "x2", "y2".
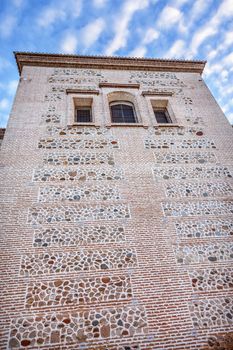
[{"x1": 14, "y1": 52, "x2": 206, "y2": 75}]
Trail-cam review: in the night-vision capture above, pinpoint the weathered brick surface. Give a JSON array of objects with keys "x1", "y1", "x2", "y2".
[{"x1": 0, "y1": 55, "x2": 233, "y2": 349}]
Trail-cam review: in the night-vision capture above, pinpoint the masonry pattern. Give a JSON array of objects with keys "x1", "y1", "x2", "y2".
[
  {"x1": 46, "y1": 126, "x2": 110, "y2": 137},
  {"x1": 33, "y1": 167, "x2": 123, "y2": 182},
  {"x1": 43, "y1": 152, "x2": 115, "y2": 166},
  {"x1": 174, "y1": 242, "x2": 233, "y2": 264},
  {"x1": 38, "y1": 138, "x2": 120, "y2": 150},
  {"x1": 38, "y1": 185, "x2": 121, "y2": 202},
  {"x1": 28, "y1": 204, "x2": 130, "y2": 224},
  {"x1": 162, "y1": 200, "x2": 233, "y2": 216},
  {"x1": 142, "y1": 84, "x2": 233, "y2": 346},
  {"x1": 20, "y1": 249, "x2": 137, "y2": 276},
  {"x1": 149, "y1": 126, "x2": 204, "y2": 137},
  {"x1": 145, "y1": 138, "x2": 216, "y2": 149},
  {"x1": 189, "y1": 268, "x2": 233, "y2": 292},
  {"x1": 175, "y1": 219, "x2": 233, "y2": 238},
  {"x1": 153, "y1": 165, "x2": 232, "y2": 180},
  {"x1": 2, "y1": 56, "x2": 233, "y2": 349},
  {"x1": 11, "y1": 72, "x2": 143, "y2": 348},
  {"x1": 33, "y1": 225, "x2": 125, "y2": 247},
  {"x1": 165, "y1": 182, "x2": 233, "y2": 198},
  {"x1": 190, "y1": 297, "x2": 233, "y2": 328},
  {"x1": 8, "y1": 306, "x2": 147, "y2": 348},
  {"x1": 154, "y1": 151, "x2": 217, "y2": 164},
  {"x1": 26, "y1": 275, "x2": 132, "y2": 308}
]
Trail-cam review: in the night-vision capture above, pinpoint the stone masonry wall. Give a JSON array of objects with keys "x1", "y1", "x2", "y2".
[{"x1": 0, "y1": 62, "x2": 232, "y2": 350}]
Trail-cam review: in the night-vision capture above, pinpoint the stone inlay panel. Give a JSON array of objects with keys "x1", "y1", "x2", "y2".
[
  {"x1": 149, "y1": 126, "x2": 204, "y2": 137},
  {"x1": 33, "y1": 167, "x2": 123, "y2": 182},
  {"x1": 51, "y1": 67, "x2": 105, "y2": 78},
  {"x1": 154, "y1": 152, "x2": 217, "y2": 164},
  {"x1": 153, "y1": 165, "x2": 232, "y2": 180},
  {"x1": 189, "y1": 268, "x2": 233, "y2": 292},
  {"x1": 185, "y1": 116, "x2": 205, "y2": 125},
  {"x1": 190, "y1": 297, "x2": 233, "y2": 328},
  {"x1": 206, "y1": 332, "x2": 233, "y2": 349},
  {"x1": 28, "y1": 204, "x2": 130, "y2": 224},
  {"x1": 38, "y1": 138, "x2": 119, "y2": 149},
  {"x1": 38, "y1": 185, "x2": 121, "y2": 202},
  {"x1": 26, "y1": 275, "x2": 132, "y2": 308},
  {"x1": 44, "y1": 93, "x2": 63, "y2": 102},
  {"x1": 47, "y1": 126, "x2": 110, "y2": 137},
  {"x1": 34, "y1": 225, "x2": 125, "y2": 247},
  {"x1": 175, "y1": 219, "x2": 233, "y2": 238},
  {"x1": 162, "y1": 200, "x2": 233, "y2": 217},
  {"x1": 41, "y1": 113, "x2": 61, "y2": 124},
  {"x1": 145, "y1": 138, "x2": 216, "y2": 149},
  {"x1": 175, "y1": 242, "x2": 233, "y2": 264},
  {"x1": 20, "y1": 248, "x2": 137, "y2": 276},
  {"x1": 8, "y1": 306, "x2": 147, "y2": 348},
  {"x1": 43, "y1": 152, "x2": 114, "y2": 166},
  {"x1": 130, "y1": 71, "x2": 185, "y2": 87},
  {"x1": 165, "y1": 182, "x2": 233, "y2": 198}
]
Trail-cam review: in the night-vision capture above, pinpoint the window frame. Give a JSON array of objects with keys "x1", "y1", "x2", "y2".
[
  {"x1": 110, "y1": 101, "x2": 137, "y2": 124},
  {"x1": 153, "y1": 107, "x2": 172, "y2": 124},
  {"x1": 75, "y1": 106, "x2": 92, "y2": 123}
]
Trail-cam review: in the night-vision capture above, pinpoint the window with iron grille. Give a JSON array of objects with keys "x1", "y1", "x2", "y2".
[
  {"x1": 154, "y1": 108, "x2": 171, "y2": 124},
  {"x1": 76, "y1": 107, "x2": 92, "y2": 123},
  {"x1": 110, "y1": 102, "x2": 137, "y2": 123}
]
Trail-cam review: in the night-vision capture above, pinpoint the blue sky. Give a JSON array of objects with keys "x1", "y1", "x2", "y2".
[{"x1": 0, "y1": 0, "x2": 233, "y2": 127}]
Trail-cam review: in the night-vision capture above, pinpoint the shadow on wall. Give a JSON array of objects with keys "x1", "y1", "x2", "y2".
[{"x1": 204, "y1": 332, "x2": 233, "y2": 349}]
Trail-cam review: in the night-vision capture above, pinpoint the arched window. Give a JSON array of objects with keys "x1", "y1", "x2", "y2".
[{"x1": 110, "y1": 101, "x2": 137, "y2": 123}]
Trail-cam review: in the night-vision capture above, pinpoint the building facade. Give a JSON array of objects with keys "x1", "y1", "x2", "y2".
[{"x1": 0, "y1": 52, "x2": 233, "y2": 349}]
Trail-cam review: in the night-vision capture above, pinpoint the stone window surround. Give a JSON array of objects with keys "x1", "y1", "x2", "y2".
[
  {"x1": 66, "y1": 91, "x2": 99, "y2": 126},
  {"x1": 66, "y1": 87, "x2": 181, "y2": 127},
  {"x1": 144, "y1": 95, "x2": 178, "y2": 126},
  {"x1": 66, "y1": 84, "x2": 160, "y2": 127}
]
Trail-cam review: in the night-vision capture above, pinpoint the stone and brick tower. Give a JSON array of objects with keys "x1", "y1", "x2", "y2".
[{"x1": 0, "y1": 52, "x2": 233, "y2": 350}]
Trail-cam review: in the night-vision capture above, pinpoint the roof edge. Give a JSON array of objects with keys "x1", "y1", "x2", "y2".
[{"x1": 14, "y1": 51, "x2": 206, "y2": 75}]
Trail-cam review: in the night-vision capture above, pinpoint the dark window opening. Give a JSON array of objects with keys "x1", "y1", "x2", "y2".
[
  {"x1": 111, "y1": 103, "x2": 136, "y2": 123},
  {"x1": 154, "y1": 109, "x2": 171, "y2": 124},
  {"x1": 76, "y1": 107, "x2": 92, "y2": 123}
]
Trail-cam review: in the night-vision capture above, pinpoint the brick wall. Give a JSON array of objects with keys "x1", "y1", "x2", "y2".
[{"x1": 0, "y1": 59, "x2": 232, "y2": 350}]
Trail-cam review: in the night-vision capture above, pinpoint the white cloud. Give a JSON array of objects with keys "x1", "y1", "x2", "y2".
[
  {"x1": 189, "y1": 0, "x2": 211, "y2": 24},
  {"x1": 0, "y1": 15, "x2": 17, "y2": 38},
  {"x1": 12, "y1": 0, "x2": 25, "y2": 7},
  {"x1": 0, "y1": 98, "x2": 10, "y2": 110},
  {"x1": 207, "y1": 49, "x2": 218, "y2": 61},
  {"x1": 215, "y1": 0, "x2": 233, "y2": 18},
  {"x1": 0, "y1": 58, "x2": 11, "y2": 72},
  {"x1": 0, "y1": 113, "x2": 9, "y2": 127},
  {"x1": 171, "y1": 0, "x2": 190, "y2": 7},
  {"x1": 37, "y1": 0, "x2": 82, "y2": 28},
  {"x1": 223, "y1": 52, "x2": 233, "y2": 66},
  {"x1": 129, "y1": 46, "x2": 147, "y2": 57},
  {"x1": 203, "y1": 62, "x2": 223, "y2": 77},
  {"x1": 165, "y1": 39, "x2": 186, "y2": 58},
  {"x1": 93, "y1": 0, "x2": 107, "y2": 7},
  {"x1": 226, "y1": 112, "x2": 233, "y2": 124},
  {"x1": 37, "y1": 7, "x2": 64, "y2": 28},
  {"x1": 60, "y1": 34, "x2": 78, "y2": 54},
  {"x1": 190, "y1": 26, "x2": 217, "y2": 56},
  {"x1": 189, "y1": 0, "x2": 233, "y2": 56},
  {"x1": 157, "y1": 6, "x2": 183, "y2": 29},
  {"x1": 224, "y1": 86, "x2": 233, "y2": 95},
  {"x1": 105, "y1": 0, "x2": 149, "y2": 56},
  {"x1": 0, "y1": 80, "x2": 18, "y2": 95},
  {"x1": 8, "y1": 80, "x2": 18, "y2": 95},
  {"x1": 142, "y1": 28, "x2": 159, "y2": 44},
  {"x1": 81, "y1": 18, "x2": 105, "y2": 48}
]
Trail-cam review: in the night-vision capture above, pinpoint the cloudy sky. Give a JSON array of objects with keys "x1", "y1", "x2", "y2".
[{"x1": 0, "y1": 0, "x2": 233, "y2": 127}]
